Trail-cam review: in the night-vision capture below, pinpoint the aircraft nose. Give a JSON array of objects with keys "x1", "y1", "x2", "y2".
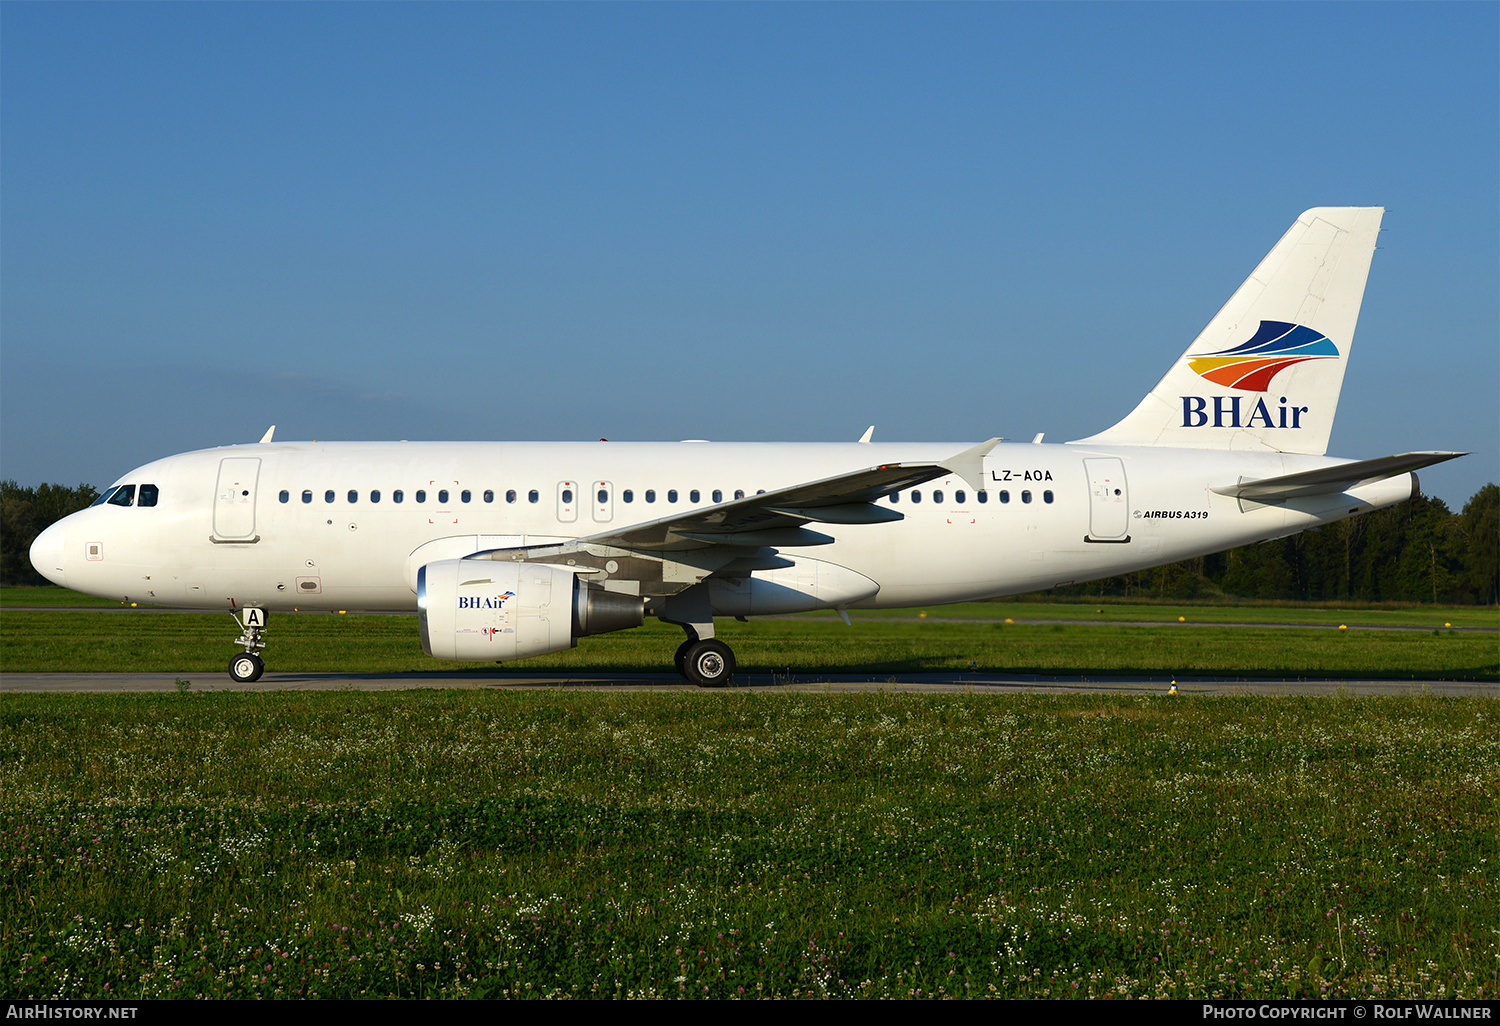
[{"x1": 29, "y1": 521, "x2": 68, "y2": 588}]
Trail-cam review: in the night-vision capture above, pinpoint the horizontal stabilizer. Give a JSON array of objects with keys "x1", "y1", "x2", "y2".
[{"x1": 1211, "y1": 451, "x2": 1466, "y2": 502}]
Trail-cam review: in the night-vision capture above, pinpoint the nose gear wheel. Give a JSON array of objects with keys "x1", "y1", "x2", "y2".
[
  {"x1": 228, "y1": 608, "x2": 269, "y2": 683},
  {"x1": 229, "y1": 652, "x2": 264, "y2": 683}
]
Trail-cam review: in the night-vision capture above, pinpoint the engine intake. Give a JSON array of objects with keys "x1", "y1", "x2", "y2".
[{"x1": 417, "y1": 559, "x2": 644, "y2": 661}]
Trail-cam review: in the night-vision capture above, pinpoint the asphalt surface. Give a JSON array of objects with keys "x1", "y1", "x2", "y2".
[{"x1": 1, "y1": 670, "x2": 1493, "y2": 696}]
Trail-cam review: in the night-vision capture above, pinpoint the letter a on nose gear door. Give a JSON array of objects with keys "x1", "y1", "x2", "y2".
[
  {"x1": 213, "y1": 458, "x2": 261, "y2": 540},
  {"x1": 1083, "y1": 457, "x2": 1130, "y2": 542}
]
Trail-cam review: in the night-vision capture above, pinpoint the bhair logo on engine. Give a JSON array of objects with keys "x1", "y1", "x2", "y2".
[
  {"x1": 1180, "y1": 321, "x2": 1336, "y2": 428},
  {"x1": 458, "y1": 590, "x2": 516, "y2": 610}
]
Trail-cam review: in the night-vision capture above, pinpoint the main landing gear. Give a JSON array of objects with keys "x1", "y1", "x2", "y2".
[
  {"x1": 658, "y1": 587, "x2": 736, "y2": 688},
  {"x1": 674, "y1": 637, "x2": 736, "y2": 688},
  {"x1": 228, "y1": 607, "x2": 267, "y2": 683}
]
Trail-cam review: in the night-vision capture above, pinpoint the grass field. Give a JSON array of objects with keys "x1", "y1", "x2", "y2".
[
  {"x1": 1, "y1": 690, "x2": 1495, "y2": 999},
  {"x1": 6, "y1": 584, "x2": 1498, "y2": 626},
  {"x1": 2, "y1": 610, "x2": 1497, "y2": 681},
  {"x1": 2, "y1": 587, "x2": 128, "y2": 608},
  {"x1": 2, "y1": 589, "x2": 1497, "y2": 681}
]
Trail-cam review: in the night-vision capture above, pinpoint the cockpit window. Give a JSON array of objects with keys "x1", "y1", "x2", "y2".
[
  {"x1": 138, "y1": 484, "x2": 159, "y2": 507},
  {"x1": 92, "y1": 486, "x2": 120, "y2": 507},
  {"x1": 106, "y1": 485, "x2": 136, "y2": 507}
]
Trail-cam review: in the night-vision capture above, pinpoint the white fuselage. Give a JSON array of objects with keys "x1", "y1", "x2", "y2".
[{"x1": 32, "y1": 439, "x2": 1412, "y2": 614}]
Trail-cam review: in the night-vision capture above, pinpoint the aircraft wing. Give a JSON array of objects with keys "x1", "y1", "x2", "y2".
[
  {"x1": 532, "y1": 437, "x2": 1000, "y2": 553},
  {"x1": 469, "y1": 439, "x2": 1001, "y2": 591},
  {"x1": 587, "y1": 446, "x2": 996, "y2": 551},
  {"x1": 1211, "y1": 451, "x2": 1467, "y2": 502}
]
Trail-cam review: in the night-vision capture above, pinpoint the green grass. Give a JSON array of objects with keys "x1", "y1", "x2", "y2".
[
  {"x1": 1, "y1": 586, "x2": 135, "y2": 607},
  {"x1": 866, "y1": 600, "x2": 1500, "y2": 629},
  {"x1": 6, "y1": 584, "x2": 1497, "y2": 626},
  {"x1": 1, "y1": 691, "x2": 1495, "y2": 999},
  {"x1": 3, "y1": 607, "x2": 1496, "y2": 680}
]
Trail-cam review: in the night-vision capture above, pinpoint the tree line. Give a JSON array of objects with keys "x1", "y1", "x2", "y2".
[
  {"x1": 1066, "y1": 484, "x2": 1498, "y2": 606},
  {"x1": 2, "y1": 481, "x2": 99, "y2": 586},
  {"x1": 2, "y1": 478, "x2": 1496, "y2": 603}
]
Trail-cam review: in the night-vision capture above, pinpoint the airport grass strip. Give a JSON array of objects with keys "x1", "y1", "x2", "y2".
[
  {"x1": 2, "y1": 608, "x2": 1495, "y2": 680},
  {"x1": 5, "y1": 587, "x2": 1497, "y2": 628},
  {"x1": 1, "y1": 690, "x2": 1496, "y2": 999}
]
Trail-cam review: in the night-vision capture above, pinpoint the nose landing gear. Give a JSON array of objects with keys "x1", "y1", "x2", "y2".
[{"x1": 228, "y1": 608, "x2": 267, "y2": 683}]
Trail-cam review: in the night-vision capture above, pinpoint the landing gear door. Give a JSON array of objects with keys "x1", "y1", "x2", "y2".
[
  {"x1": 213, "y1": 458, "x2": 261, "y2": 540},
  {"x1": 1084, "y1": 457, "x2": 1130, "y2": 542}
]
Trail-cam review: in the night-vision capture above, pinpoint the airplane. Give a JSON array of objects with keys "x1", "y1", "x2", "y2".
[{"x1": 28, "y1": 207, "x2": 1464, "y2": 687}]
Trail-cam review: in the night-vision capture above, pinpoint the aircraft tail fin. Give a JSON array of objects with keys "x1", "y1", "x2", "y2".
[{"x1": 1071, "y1": 207, "x2": 1384, "y2": 455}]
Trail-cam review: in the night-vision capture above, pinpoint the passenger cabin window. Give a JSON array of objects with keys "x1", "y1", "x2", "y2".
[
  {"x1": 1022, "y1": 490, "x2": 1032, "y2": 504},
  {"x1": 483, "y1": 490, "x2": 493, "y2": 503},
  {"x1": 889, "y1": 492, "x2": 898, "y2": 504},
  {"x1": 597, "y1": 489, "x2": 608, "y2": 504},
  {"x1": 955, "y1": 490, "x2": 965, "y2": 504},
  {"x1": 933, "y1": 490, "x2": 944, "y2": 504},
  {"x1": 461, "y1": 490, "x2": 471, "y2": 503},
  {"x1": 1044, "y1": 490, "x2": 1054, "y2": 504},
  {"x1": 712, "y1": 490, "x2": 722, "y2": 503},
  {"x1": 999, "y1": 490, "x2": 1011, "y2": 503},
  {"x1": 910, "y1": 490, "x2": 921, "y2": 504},
  {"x1": 302, "y1": 490, "x2": 313, "y2": 504},
  {"x1": 645, "y1": 490, "x2": 656, "y2": 503},
  {"x1": 528, "y1": 490, "x2": 539, "y2": 503},
  {"x1": 978, "y1": 490, "x2": 988, "y2": 504},
  {"x1": 416, "y1": 490, "x2": 427, "y2": 503},
  {"x1": 506, "y1": 490, "x2": 517, "y2": 503},
  {"x1": 623, "y1": 489, "x2": 634, "y2": 503},
  {"x1": 393, "y1": 490, "x2": 404, "y2": 503},
  {"x1": 370, "y1": 490, "x2": 381, "y2": 503},
  {"x1": 690, "y1": 489, "x2": 700, "y2": 503},
  {"x1": 324, "y1": 490, "x2": 335, "y2": 503},
  {"x1": 438, "y1": 489, "x2": 449, "y2": 504},
  {"x1": 279, "y1": 490, "x2": 289, "y2": 503},
  {"x1": 735, "y1": 490, "x2": 745, "y2": 500},
  {"x1": 561, "y1": 488, "x2": 573, "y2": 504},
  {"x1": 347, "y1": 490, "x2": 358, "y2": 503},
  {"x1": 107, "y1": 485, "x2": 136, "y2": 507},
  {"x1": 668, "y1": 489, "x2": 678, "y2": 503}
]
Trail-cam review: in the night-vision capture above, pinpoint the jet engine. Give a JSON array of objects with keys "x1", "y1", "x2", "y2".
[{"x1": 417, "y1": 558, "x2": 644, "y2": 661}]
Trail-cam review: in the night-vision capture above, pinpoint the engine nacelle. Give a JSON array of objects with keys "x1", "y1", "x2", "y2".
[{"x1": 417, "y1": 558, "x2": 644, "y2": 661}]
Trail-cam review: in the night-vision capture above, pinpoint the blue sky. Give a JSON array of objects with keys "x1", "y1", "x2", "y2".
[{"x1": 3, "y1": 3, "x2": 1495, "y2": 507}]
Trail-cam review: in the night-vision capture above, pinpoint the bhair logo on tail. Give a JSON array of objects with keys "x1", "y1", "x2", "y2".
[
  {"x1": 1071, "y1": 207, "x2": 1383, "y2": 456},
  {"x1": 1187, "y1": 321, "x2": 1339, "y2": 392}
]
